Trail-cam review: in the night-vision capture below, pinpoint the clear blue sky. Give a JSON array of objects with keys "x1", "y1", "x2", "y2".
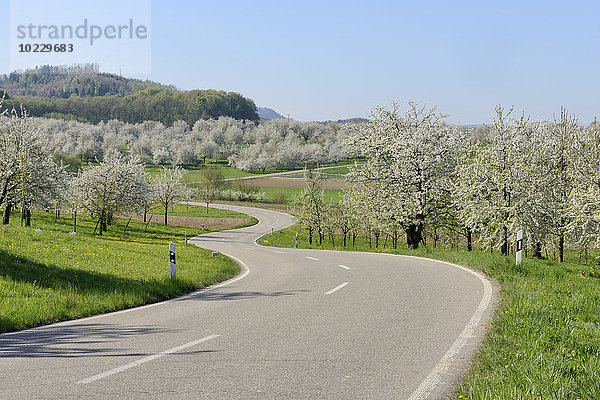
[{"x1": 2, "y1": 0, "x2": 600, "y2": 123}]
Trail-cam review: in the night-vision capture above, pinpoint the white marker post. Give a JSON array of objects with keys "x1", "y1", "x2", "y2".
[
  {"x1": 169, "y1": 242, "x2": 176, "y2": 279},
  {"x1": 295, "y1": 233, "x2": 298, "y2": 248},
  {"x1": 516, "y1": 230, "x2": 523, "y2": 265}
]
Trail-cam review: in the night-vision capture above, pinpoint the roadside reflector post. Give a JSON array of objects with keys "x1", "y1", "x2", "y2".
[
  {"x1": 212, "y1": 251, "x2": 218, "y2": 257},
  {"x1": 169, "y1": 242, "x2": 176, "y2": 279},
  {"x1": 202, "y1": 224, "x2": 204, "y2": 232},
  {"x1": 516, "y1": 230, "x2": 523, "y2": 265},
  {"x1": 295, "y1": 233, "x2": 298, "y2": 248},
  {"x1": 185, "y1": 231, "x2": 188, "y2": 245}
]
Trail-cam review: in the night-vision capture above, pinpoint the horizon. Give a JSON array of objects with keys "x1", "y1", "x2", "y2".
[{"x1": 1, "y1": 0, "x2": 599, "y2": 124}]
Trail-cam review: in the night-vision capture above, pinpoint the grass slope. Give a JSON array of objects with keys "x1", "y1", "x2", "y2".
[
  {"x1": 262, "y1": 227, "x2": 600, "y2": 399},
  {"x1": 0, "y1": 210, "x2": 244, "y2": 333}
]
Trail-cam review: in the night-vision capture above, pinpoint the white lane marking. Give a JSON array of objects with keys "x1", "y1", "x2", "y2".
[
  {"x1": 405, "y1": 256, "x2": 493, "y2": 400},
  {"x1": 338, "y1": 264, "x2": 350, "y2": 270},
  {"x1": 306, "y1": 256, "x2": 319, "y2": 261},
  {"x1": 76, "y1": 335, "x2": 220, "y2": 384},
  {"x1": 324, "y1": 282, "x2": 349, "y2": 295},
  {"x1": 245, "y1": 247, "x2": 252, "y2": 250},
  {"x1": 274, "y1": 250, "x2": 285, "y2": 254}
]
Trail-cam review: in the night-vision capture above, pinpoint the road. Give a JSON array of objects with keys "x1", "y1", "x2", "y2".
[{"x1": 0, "y1": 203, "x2": 496, "y2": 399}]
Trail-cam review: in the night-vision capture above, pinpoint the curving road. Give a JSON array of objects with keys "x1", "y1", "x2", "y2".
[{"x1": 0, "y1": 203, "x2": 497, "y2": 399}]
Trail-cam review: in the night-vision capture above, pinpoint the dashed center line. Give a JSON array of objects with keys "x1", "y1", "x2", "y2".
[
  {"x1": 324, "y1": 282, "x2": 349, "y2": 295},
  {"x1": 76, "y1": 335, "x2": 220, "y2": 384},
  {"x1": 339, "y1": 264, "x2": 350, "y2": 270},
  {"x1": 306, "y1": 256, "x2": 319, "y2": 261},
  {"x1": 274, "y1": 251, "x2": 285, "y2": 254}
]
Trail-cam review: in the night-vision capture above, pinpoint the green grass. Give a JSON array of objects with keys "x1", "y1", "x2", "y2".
[
  {"x1": 149, "y1": 203, "x2": 253, "y2": 219},
  {"x1": 0, "y1": 211, "x2": 243, "y2": 333},
  {"x1": 145, "y1": 164, "x2": 256, "y2": 183},
  {"x1": 317, "y1": 165, "x2": 352, "y2": 174},
  {"x1": 262, "y1": 226, "x2": 600, "y2": 399},
  {"x1": 253, "y1": 186, "x2": 341, "y2": 204}
]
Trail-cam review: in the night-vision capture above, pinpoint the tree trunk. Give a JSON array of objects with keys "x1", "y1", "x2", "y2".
[
  {"x1": 501, "y1": 226, "x2": 508, "y2": 256},
  {"x1": 23, "y1": 208, "x2": 31, "y2": 227},
  {"x1": 343, "y1": 232, "x2": 347, "y2": 247},
  {"x1": 124, "y1": 218, "x2": 132, "y2": 233},
  {"x1": 533, "y1": 242, "x2": 543, "y2": 259},
  {"x1": 559, "y1": 233, "x2": 564, "y2": 263},
  {"x1": 308, "y1": 227, "x2": 312, "y2": 245},
  {"x1": 406, "y1": 223, "x2": 423, "y2": 250},
  {"x1": 467, "y1": 228, "x2": 472, "y2": 251},
  {"x1": 2, "y1": 204, "x2": 11, "y2": 225},
  {"x1": 143, "y1": 208, "x2": 147, "y2": 223},
  {"x1": 73, "y1": 210, "x2": 77, "y2": 233},
  {"x1": 164, "y1": 204, "x2": 168, "y2": 226}
]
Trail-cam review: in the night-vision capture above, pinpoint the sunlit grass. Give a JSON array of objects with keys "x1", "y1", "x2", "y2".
[{"x1": 0, "y1": 211, "x2": 241, "y2": 333}]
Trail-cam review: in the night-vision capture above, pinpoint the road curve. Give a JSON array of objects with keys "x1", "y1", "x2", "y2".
[{"x1": 0, "y1": 203, "x2": 497, "y2": 399}]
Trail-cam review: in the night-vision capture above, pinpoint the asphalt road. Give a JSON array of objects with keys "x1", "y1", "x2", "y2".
[{"x1": 0, "y1": 203, "x2": 497, "y2": 399}]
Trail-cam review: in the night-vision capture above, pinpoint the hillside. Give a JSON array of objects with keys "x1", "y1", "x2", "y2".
[
  {"x1": 0, "y1": 65, "x2": 259, "y2": 125},
  {"x1": 257, "y1": 107, "x2": 285, "y2": 120},
  {"x1": 0, "y1": 64, "x2": 174, "y2": 98}
]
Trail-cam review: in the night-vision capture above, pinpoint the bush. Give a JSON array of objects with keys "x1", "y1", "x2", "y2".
[
  {"x1": 271, "y1": 191, "x2": 288, "y2": 204},
  {"x1": 218, "y1": 189, "x2": 265, "y2": 202}
]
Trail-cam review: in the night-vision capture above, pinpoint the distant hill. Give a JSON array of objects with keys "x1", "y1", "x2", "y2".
[
  {"x1": 258, "y1": 107, "x2": 285, "y2": 120},
  {"x1": 0, "y1": 64, "x2": 259, "y2": 125}
]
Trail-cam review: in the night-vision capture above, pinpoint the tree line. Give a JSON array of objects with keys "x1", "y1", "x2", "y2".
[
  {"x1": 3, "y1": 88, "x2": 258, "y2": 126},
  {"x1": 0, "y1": 65, "x2": 259, "y2": 125},
  {"x1": 0, "y1": 102, "x2": 198, "y2": 232},
  {"x1": 29, "y1": 115, "x2": 355, "y2": 170},
  {"x1": 295, "y1": 102, "x2": 600, "y2": 262}
]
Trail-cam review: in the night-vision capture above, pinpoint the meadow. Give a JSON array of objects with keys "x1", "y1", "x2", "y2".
[{"x1": 0, "y1": 208, "x2": 247, "y2": 333}]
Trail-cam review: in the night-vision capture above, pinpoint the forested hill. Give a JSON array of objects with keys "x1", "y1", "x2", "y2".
[
  {"x1": 0, "y1": 64, "x2": 174, "y2": 98},
  {"x1": 0, "y1": 65, "x2": 259, "y2": 125}
]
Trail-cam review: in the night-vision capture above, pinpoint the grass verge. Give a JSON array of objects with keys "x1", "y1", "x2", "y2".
[
  {"x1": 262, "y1": 226, "x2": 600, "y2": 399},
  {"x1": 0, "y1": 211, "x2": 242, "y2": 333}
]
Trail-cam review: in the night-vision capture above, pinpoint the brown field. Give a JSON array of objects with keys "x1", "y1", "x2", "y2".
[{"x1": 238, "y1": 178, "x2": 346, "y2": 190}]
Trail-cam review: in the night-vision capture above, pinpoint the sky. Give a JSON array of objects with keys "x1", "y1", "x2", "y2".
[{"x1": 2, "y1": 0, "x2": 600, "y2": 124}]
